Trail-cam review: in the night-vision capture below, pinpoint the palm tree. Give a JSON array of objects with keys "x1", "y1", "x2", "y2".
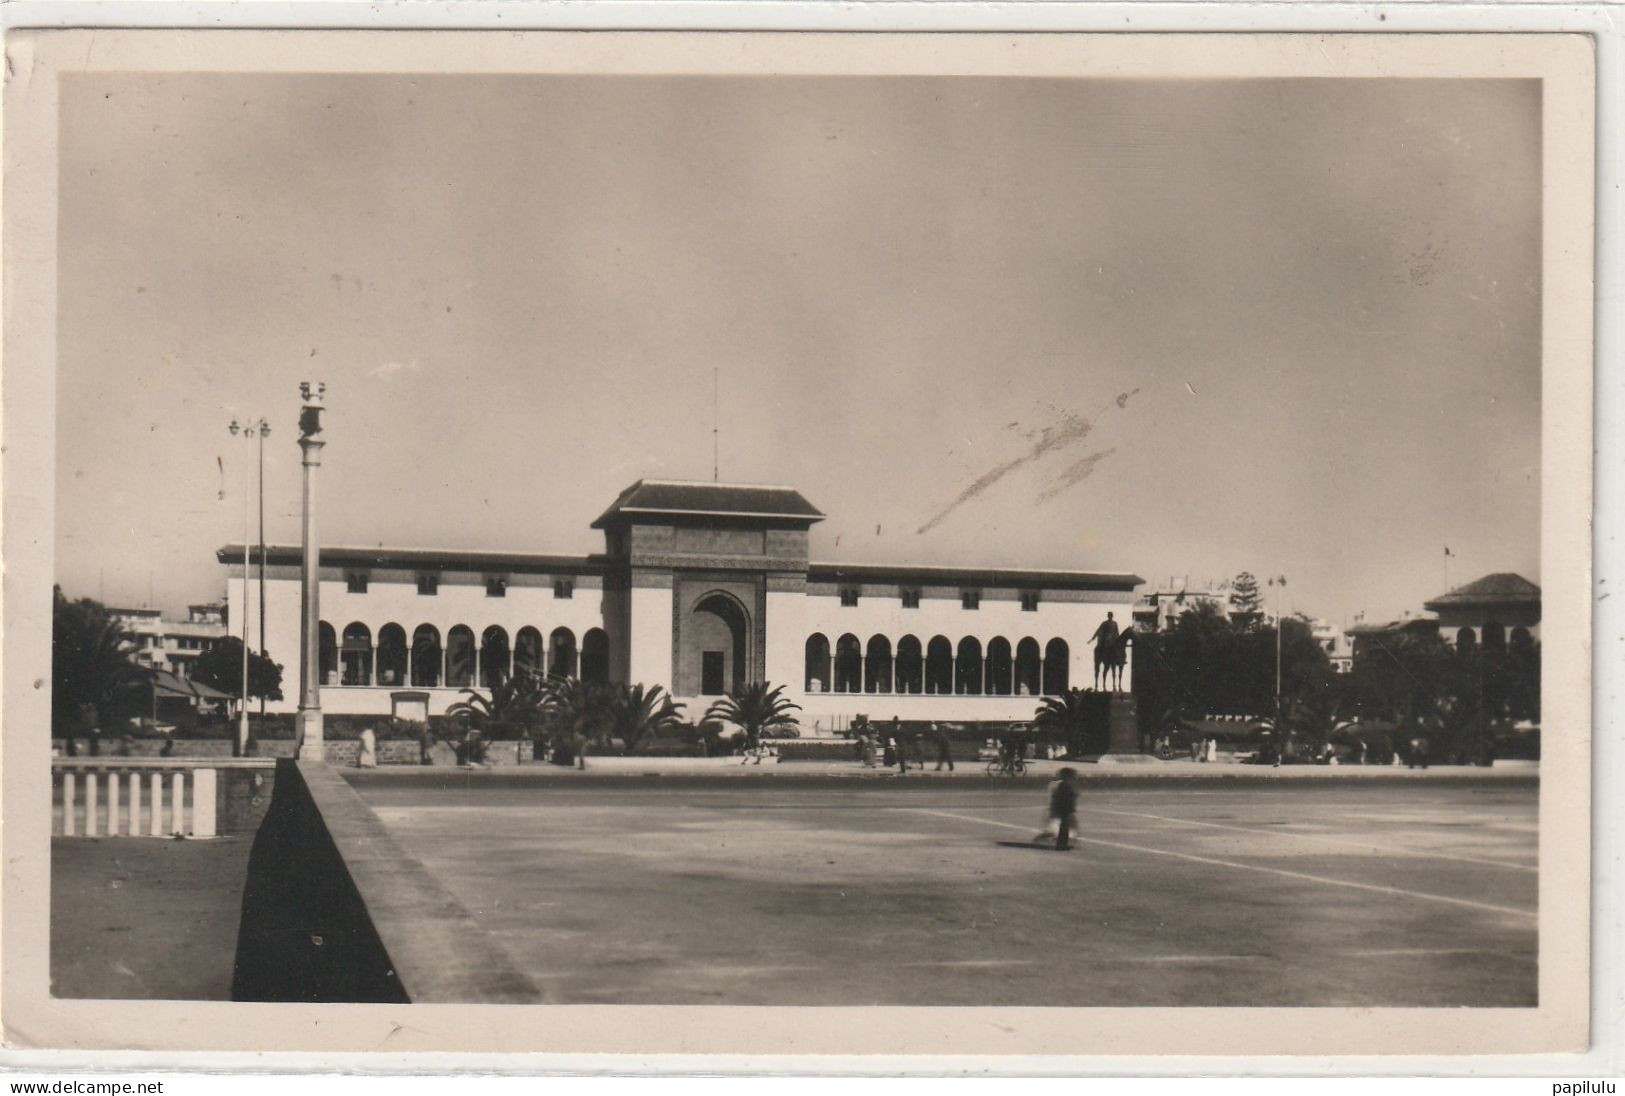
[
  {"x1": 1032, "y1": 687, "x2": 1098, "y2": 757},
  {"x1": 602, "y1": 683, "x2": 686, "y2": 753},
  {"x1": 52, "y1": 587, "x2": 141, "y2": 754},
  {"x1": 541, "y1": 676, "x2": 615, "y2": 764},
  {"x1": 445, "y1": 666, "x2": 552, "y2": 737},
  {"x1": 704, "y1": 682, "x2": 801, "y2": 751}
]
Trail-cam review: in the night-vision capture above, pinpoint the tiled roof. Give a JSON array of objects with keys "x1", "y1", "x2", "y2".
[
  {"x1": 591, "y1": 480, "x2": 825, "y2": 528},
  {"x1": 1423, "y1": 572, "x2": 1541, "y2": 610}
]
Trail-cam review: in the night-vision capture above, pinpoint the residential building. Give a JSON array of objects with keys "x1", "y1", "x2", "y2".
[{"x1": 109, "y1": 604, "x2": 228, "y2": 677}]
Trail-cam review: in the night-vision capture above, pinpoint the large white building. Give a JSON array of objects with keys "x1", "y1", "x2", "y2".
[{"x1": 220, "y1": 481, "x2": 1143, "y2": 730}]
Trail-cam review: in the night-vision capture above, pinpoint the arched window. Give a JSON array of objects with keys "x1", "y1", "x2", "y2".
[
  {"x1": 480, "y1": 625, "x2": 510, "y2": 688},
  {"x1": 1509, "y1": 626, "x2": 1534, "y2": 657},
  {"x1": 318, "y1": 621, "x2": 337, "y2": 686},
  {"x1": 1482, "y1": 621, "x2": 1506, "y2": 654},
  {"x1": 341, "y1": 623, "x2": 373, "y2": 686},
  {"x1": 1043, "y1": 638, "x2": 1070, "y2": 695},
  {"x1": 865, "y1": 635, "x2": 893, "y2": 694},
  {"x1": 582, "y1": 628, "x2": 610, "y2": 685},
  {"x1": 986, "y1": 637, "x2": 1013, "y2": 696},
  {"x1": 446, "y1": 625, "x2": 475, "y2": 688},
  {"x1": 549, "y1": 627, "x2": 577, "y2": 679},
  {"x1": 925, "y1": 636, "x2": 953, "y2": 695},
  {"x1": 896, "y1": 635, "x2": 923, "y2": 695},
  {"x1": 834, "y1": 633, "x2": 863, "y2": 693},
  {"x1": 514, "y1": 626, "x2": 544, "y2": 679},
  {"x1": 1456, "y1": 627, "x2": 1477, "y2": 653},
  {"x1": 1015, "y1": 637, "x2": 1042, "y2": 696},
  {"x1": 805, "y1": 634, "x2": 831, "y2": 693},
  {"x1": 377, "y1": 623, "x2": 407, "y2": 686},
  {"x1": 956, "y1": 636, "x2": 983, "y2": 695},
  {"x1": 411, "y1": 625, "x2": 442, "y2": 687}
]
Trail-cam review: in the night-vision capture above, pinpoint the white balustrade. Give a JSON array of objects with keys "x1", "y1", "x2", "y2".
[{"x1": 52, "y1": 761, "x2": 223, "y2": 839}]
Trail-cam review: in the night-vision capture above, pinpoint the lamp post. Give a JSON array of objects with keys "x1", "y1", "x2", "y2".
[
  {"x1": 228, "y1": 417, "x2": 270, "y2": 756},
  {"x1": 295, "y1": 383, "x2": 326, "y2": 761},
  {"x1": 1269, "y1": 574, "x2": 1288, "y2": 719}
]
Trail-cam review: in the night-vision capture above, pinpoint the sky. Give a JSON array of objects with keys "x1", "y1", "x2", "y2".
[{"x1": 54, "y1": 73, "x2": 1541, "y2": 628}]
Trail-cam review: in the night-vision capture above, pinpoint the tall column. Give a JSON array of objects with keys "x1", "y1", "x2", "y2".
[{"x1": 295, "y1": 383, "x2": 327, "y2": 761}]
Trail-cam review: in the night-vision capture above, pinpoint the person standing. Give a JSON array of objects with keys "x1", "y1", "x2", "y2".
[
  {"x1": 890, "y1": 717, "x2": 909, "y2": 774},
  {"x1": 932, "y1": 723, "x2": 954, "y2": 772},
  {"x1": 1036, "y1": 767, "x2": 1080, "y2": 851},
  {"x1": 357, "y1": 724, "x2": 378, "y2": 768}
]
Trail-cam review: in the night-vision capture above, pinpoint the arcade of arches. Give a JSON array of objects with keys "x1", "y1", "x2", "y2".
[
  {"x1": 319, "y1": 621, "x2": 609, "y2": 689},
  {"x1": 804, "y1": 632, "x2": 1071, "y2": 696}
]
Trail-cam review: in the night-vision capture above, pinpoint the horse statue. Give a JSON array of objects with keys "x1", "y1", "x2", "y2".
[{"x1": 1092, "y1": 621, "x2": 1132, "y2": 692}]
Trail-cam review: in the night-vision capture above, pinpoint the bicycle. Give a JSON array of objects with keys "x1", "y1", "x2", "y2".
[{"x1": 985, "y1": 755, "x2": 1027, "y2": 777}]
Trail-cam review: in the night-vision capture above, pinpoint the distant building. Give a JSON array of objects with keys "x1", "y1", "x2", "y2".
[
  {"x1": 1345, "y1": 572, "x2": 1541, "y2": 661},
  {"x1": 219, "y1": 480, "x2": 1144, "y2": 725},
  {"x1": 1132, "y1": 582, "x2": 1234, "y2": 633},
  {"x1": 1307, "y1": 618, "x2": 1354, "y2": 673},
  {"x1": 110, "y1": 604, "x2": 228, "y2": 678},
  {"x1": 1423, "y1": 573, "x2": 1541, "y2": 653}
]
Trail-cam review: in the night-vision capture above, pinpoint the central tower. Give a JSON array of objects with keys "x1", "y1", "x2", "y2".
[{"x1": 592, "y1": 480, "x2": 824, "y2": 701}]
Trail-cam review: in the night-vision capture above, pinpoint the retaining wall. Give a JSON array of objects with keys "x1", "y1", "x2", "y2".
[{"x1": 231, "y1": 759, "x2": 538, "y2": 1003}]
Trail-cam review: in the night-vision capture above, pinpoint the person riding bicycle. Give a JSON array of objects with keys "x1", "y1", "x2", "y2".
[{"x1": 1000, "y1": 732, "x2": 1027, "y2": 775}]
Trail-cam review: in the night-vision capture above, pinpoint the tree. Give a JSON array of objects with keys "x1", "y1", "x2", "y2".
[
  {"x1": 1033, "y1": 687, "x2": 1102, "y2": 757},
  {"x1": 1132, "y1": 601, "x2": 1337, "y2": 746},
  {"x1": 704, "y1": 682, "x2": 802, "y2": 751},
  {"x1": 602, "y1": 683, "x2": 686, "y2": 753},
  {"x1": 190, "y1": 636, "x2": 285, "y2": 703},
  {"x1": 51, "y1": 587, "x2": 142, "y2": 752},
  {"x1": 445, "y1": 666, "x2": 551, "y2": 738},
  {"x1": 540, "y1": 676, "x2": 616, "y2": 761},
  {"x1": 1229, "y1": 572, "x2": 1263, "y2": 627}
]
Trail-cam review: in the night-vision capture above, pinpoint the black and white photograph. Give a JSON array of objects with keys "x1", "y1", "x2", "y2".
[{"x1": 1, "y1": 27, "x2": 1596, "y2": 1059}]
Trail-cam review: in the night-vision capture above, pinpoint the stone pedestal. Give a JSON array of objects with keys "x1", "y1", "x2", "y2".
[
  {"x1": 1108, "y1": 693, "x2": 1139, "y2": 754},
  {"x1": 296, "y1": 708, "x2": 324, "y2": 762}
]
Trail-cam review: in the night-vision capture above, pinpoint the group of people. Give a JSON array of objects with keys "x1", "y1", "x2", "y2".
[{"x1": 852, "y1": 717, "x2": 958, "y2": 773}]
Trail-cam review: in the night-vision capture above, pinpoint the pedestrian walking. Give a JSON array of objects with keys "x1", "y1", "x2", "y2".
[
  {"x1": 1035, "y1": 767, "x2": 1080, "y2": 851},
  {"x1": 932, "y1": 722, "x2": 954, "y2": 772},
  {"x1": 357, "y1": 724, "x2": 378, "y2": 768},
  {"x1": 890, "y1": 716, "x2": 909, "y2": 774}
]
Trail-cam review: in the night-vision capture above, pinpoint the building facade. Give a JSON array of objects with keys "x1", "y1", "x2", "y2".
[
  {"x1": 1422, "y1": 573, "x2": 1542, "y2": 652},
  {"x1": 220, "y1": 481, "x2": 1143, "y2": 729},
  {"x1": 1132, "y1": 582, "x2": 1235, "y2": 633},
  {"x1": 1344, "y1": 573, "x2": 1542, "y2": 660},
  {"x1": 110, "y1": 604, "x2": 228, "y2": 677}
]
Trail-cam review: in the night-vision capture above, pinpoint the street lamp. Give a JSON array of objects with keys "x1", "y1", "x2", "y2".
[
  {"x1": 295, "y1": 383, "x2": 326, "y2": 761},
  {"x1": 228, "y1": 417, "x2": 270, "y2": 756},
  {"x1": 1268, "y1": 574, "x2": 1288, "y2": 719}
]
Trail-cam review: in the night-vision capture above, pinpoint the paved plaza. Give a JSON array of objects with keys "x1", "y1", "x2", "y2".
[{"x1": 347, "y1": 770, "x2": 1538, "y2": 1007}]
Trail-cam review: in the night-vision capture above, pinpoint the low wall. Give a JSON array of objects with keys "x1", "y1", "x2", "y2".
[
  {"x1": 55, "y1": 738, "x2": 535, "y2": 767},
  {"x1": 232, "y1": 759, "x2": 539, "y2": 1004},
  {"x1": 53, "y1": 759, "x2": 275, "y2": 837}
]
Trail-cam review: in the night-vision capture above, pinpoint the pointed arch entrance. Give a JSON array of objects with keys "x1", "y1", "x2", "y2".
[{"x1": 688, "y1": 590, "x2": 751, "y2": 696}]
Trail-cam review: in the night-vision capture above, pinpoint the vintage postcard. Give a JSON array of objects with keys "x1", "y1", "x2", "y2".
[{"x1": 1, "y1": 28, "x2": 1595, "y2": 1060}]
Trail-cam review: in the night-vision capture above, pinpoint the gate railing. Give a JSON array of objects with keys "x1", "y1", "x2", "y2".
[{"x1": 52, "y1": 758, "x2": 272, "y2": 838}]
